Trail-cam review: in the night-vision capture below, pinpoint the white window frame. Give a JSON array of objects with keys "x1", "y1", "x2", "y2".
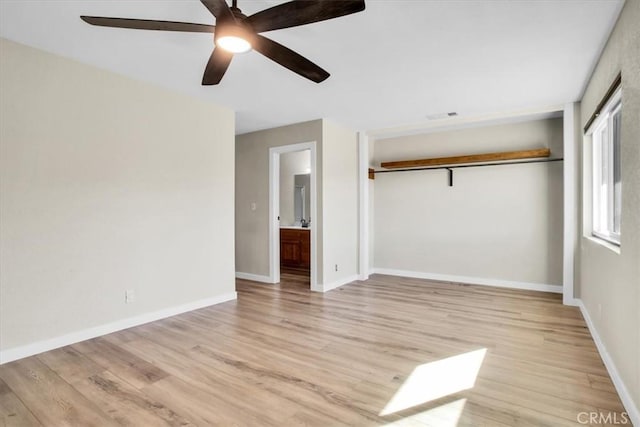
[{"x1": 589, "y1": 87, "x2": 621, "y2": 246}]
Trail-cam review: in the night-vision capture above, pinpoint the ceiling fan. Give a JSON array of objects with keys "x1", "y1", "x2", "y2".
[{"x1": 81, "y1": 0, "x2": 365, "y2": 85}]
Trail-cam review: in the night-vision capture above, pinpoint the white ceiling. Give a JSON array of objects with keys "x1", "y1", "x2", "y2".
[{"x1": 0, "y1": 0, "x2": 624, "y2": 135}]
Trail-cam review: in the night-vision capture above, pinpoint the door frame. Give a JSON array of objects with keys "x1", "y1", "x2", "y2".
[{"x1": 269, "y1": 141, "x2": 317, "y2": 289}]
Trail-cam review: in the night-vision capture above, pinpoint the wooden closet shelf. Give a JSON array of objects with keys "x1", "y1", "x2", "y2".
[{"x1": 380, "y1": 148, "x2": 550, "y2": 169}]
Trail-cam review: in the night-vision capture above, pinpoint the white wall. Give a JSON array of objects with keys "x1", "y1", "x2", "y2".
[
  {"x1": 322, "y1": 120, "x2": 359, "y2": 288},
  {"x1": 0, "y1": 39, "x2": 236, "y2": 359},
  {"x1": 279, "y1": 150, "x2": 310, "y2": 226},
  {"x1": 372, "y1": 119, "x2": 563, "y2": 288},
  {"x1": 577, "y1": 0, "x2": 640, "y2": 418}
]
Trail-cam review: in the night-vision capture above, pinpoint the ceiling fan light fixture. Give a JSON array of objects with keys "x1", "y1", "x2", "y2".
[
  {"x1": 215, "y1": 24, "x2": 253, "y2": 53},
  {"x1": 217, "y1": 35, "x2": 251, "y2": 53},
  {"x1": 81, "y1": 0, "x2": 367, "y2": 85}
]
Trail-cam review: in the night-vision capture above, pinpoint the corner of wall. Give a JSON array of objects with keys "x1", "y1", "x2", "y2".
[{"x1": 320, "y1": 120, "x2": 359, "y2": 286}]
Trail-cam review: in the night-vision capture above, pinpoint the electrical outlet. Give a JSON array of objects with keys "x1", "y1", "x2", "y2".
[
  {"x1": 250, "y1": 202, "x2": 257, "y2": 211},
  {"x1": 335, "y1": 264, "x2": 338, "y2": 272},
  {"x1": 125, "y1": 289, "x2": 136, "y2": 304}
]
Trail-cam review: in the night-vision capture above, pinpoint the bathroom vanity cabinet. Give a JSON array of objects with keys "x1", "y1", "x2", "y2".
[{"x1": 280, "y1": 228, "x2": 310, "y2": 270}]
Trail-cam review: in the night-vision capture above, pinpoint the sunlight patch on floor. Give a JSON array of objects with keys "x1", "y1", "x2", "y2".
[
  {"x1": 381, "y1": 398, "x2": 467, "y2": 426},
  {"x1": 380, "y1": 348, "x2": 486, "y2": 416}
]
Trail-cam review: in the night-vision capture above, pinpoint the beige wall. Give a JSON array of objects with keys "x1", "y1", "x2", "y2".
[
  {"x1": 322, "y1": 120, "x2": 359, "y2": 285},
  {"x1": 235, "y1": 120, "x2": 323, "y2": 278},
  {"x1": 0, "y1": 39, "x2": 236, "y2": 353},
  {"x1": 373, "y1": 119, "x2": 564, "y2": 286},
  {"x1": 280, "y1": 150, "x2": 310, "y2": 226},
  {"x1": 578, "y1": 0, "x2": 640, "y2": 414}
]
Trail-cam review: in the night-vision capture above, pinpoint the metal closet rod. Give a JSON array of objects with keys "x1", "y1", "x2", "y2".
[{"x1": 373, "y1": 157, "x2": 564, "y2": 174}]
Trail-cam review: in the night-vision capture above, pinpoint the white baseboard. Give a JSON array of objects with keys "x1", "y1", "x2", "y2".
[
  {"x1": 311, "y1": 274, "x2": 359, "y2": 293},
  {"x1": 372, "y1": 268, "x2": 563, "y2": 293},
  {"x1": 235, "y1": 272, "x2": 273, "y2": 283},
  {"x1": 0, "y1": 292, "x2": 237, "y2": 365},
  {"x1": 576, "y1": 299, "x2": 640, "y2": 426},
  {"x1": 563, "y1": 297, "x2": 579, "y2": 307}
]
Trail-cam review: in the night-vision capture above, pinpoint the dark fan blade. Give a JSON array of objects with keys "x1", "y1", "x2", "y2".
[
  {"x1": 80, "y1": 16, "x2": 215, "y2": 33},
  {"x1": 202, "y1": 48, "x2": 233, "y2": 85},
  {"x1": 200, "y1": 0, "x2": 235, "y2": 22},
  {"x1": 253, "y1": 35, "x2": 329, "y2": 83},
  {"x1": 247, "y1": 0, "x2": 365, "y2": 33}
]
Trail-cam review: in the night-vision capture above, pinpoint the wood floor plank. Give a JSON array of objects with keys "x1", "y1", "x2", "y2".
[
  {"x1": 71, "y1": 337, "x2": 168, "y2": 389},
  {"x1": 284, "y1": 410, "x2": 353, "y2": 427},
  {"x1": 37, "y1": 346, "x2": 105, "y2": 385},
  {"x1": 72, "y1": 370, "x2": 195, "y2": 427},
  {"x1": 114, "y1": 335, "x2": 299, "y2": 426},
  {"x1": 0, "y1": 274, "x2": 627, "y2": 426},
  {"x1": 0, "y1": 377, "x2": 42, "y2": 427},
  {"x1": 192, "y1": 344, "x2": 389, "y2": 426},
  {"x1": 588, "y1": 373, "x2": 620, "y2": 394},
  {"x1": 142, "y1": 375, "x2": 278, "y2": 426},
  {"x1": 0, "y1": 358, "x2": 116, "y2": 427}
]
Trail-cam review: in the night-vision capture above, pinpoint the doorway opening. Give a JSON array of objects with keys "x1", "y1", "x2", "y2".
[{"x1": 269, "y1": 142, "x2": 317, "y2": 290}]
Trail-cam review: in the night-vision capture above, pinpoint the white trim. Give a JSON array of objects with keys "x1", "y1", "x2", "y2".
[
  {"x1": 269, "y1": 149, "x2": 280, "y2": 285},
  {"x1": 358, "y1": 131, "x2": 370, "y2": 281},
  {"x1": 372, "y1": 268, "x2": 562, "y2": 293},
  {"x1": 576, "y1": 299, "x2": 640, "y2": 426},
  {"x1": 0, "y1": 292, "x2": 237, "y2": 365},
  {"x1": 235, "y1": 272, "x2": 273, "y2": 283},
  {"x1": 589, "y1": 89, "x2": 622, "y2": 248},
  {"x1": 311, "y1": 274, "x2": 359, "y2": 293},
  {"x1": 585, "y1": 234, "x2": 621, "y2": 255},
  {"x1": 562, "y1": 103, "x2": 578, "y2": 306},
  {"x1": 269, "y1": 141, "x2": 318, "y2": 289}
]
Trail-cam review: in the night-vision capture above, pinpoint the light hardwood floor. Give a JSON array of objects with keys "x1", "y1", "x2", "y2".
[{"x1": 0, "y1": 275, "x2": 627, "y2": 426}]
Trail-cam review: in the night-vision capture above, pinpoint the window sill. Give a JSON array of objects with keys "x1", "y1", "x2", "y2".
[{"x1": 585, "y1": 235, "x2": 621, "y2": 254}]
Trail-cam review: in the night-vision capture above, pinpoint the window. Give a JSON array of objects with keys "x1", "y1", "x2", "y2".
[{"x1": 590, "y1": 87, "x2": 621, "y2": 246}]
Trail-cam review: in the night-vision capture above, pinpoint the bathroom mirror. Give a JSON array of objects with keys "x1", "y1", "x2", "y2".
[{"x1": 294, "y1": 173, "x2": 311, "y2": 226}]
